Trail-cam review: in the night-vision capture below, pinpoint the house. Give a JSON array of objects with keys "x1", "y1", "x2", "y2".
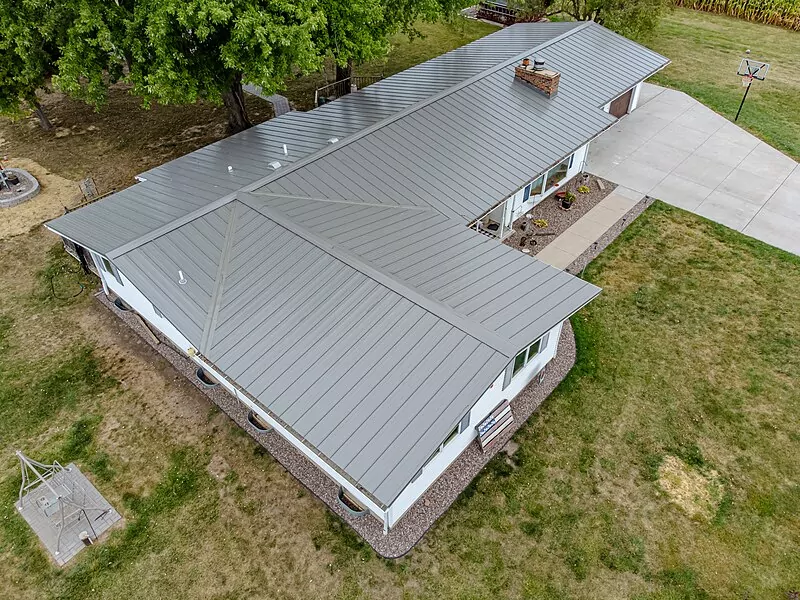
[{"x1": 47, "y1": 22, "x2": 669, "y2": 534}]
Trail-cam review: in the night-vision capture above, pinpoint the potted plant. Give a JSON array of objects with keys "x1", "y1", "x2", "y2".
[{"x1": 561, "y1": 191, "x2": 576, "y2": 210}]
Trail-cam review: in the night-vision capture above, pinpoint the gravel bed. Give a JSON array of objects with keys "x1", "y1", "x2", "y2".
[
  {"x1": 503, "y1": 175, "x2": 616, "y2": 256},
  {"x1": 97, "y1": 292, "x2": 577, "y2": 558},
  {"x1": 565, "y1": 194, "x2": 655, "y2": 275}
]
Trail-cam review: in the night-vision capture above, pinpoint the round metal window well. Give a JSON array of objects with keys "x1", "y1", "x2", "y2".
[
  {"x1": 247, "y1": 410, "x2": 271, "y2": 432},
  {"x1": 337, "y1": 487, "x2": 368, "y2": 518},
  {"x1": 195, "y1": 367, "x2": 219, "y2": 388},
  {"x1": 0, "y1": 168, "x2": 40, "y2": 208},
  {"x1": 113, "y1": 297, "x2": 131, "y2": 311}
]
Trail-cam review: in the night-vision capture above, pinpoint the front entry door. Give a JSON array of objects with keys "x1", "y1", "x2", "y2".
[{"x1": 609, "y1": 88, "x2": 633, "y2": 118}]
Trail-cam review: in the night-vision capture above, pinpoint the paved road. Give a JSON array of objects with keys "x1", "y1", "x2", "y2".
[{"x1": 587, "y1": 83, "x2": 799, "y2": 256}]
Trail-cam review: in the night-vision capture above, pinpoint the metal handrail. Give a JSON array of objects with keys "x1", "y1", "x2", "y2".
[{"x1": 314, "y1": 74, "x2": 384, "y2": 106}]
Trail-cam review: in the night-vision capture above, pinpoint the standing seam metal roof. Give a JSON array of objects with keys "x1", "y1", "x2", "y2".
[
  {"x1": 48, "y1": 21, "x2": 667, "y2": 508},
  {"x1": 255, "y1": 23, "x2": 668, "y2": 222},
  {"x1": 47, "y1": 21, "x2": 582, "y2": 256},
  {"x1": 113, "y1": 198, "x2": 550, "y2": 506}
]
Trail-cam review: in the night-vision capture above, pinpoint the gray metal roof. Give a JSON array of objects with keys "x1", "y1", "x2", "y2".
[
  {"x1": 245, "y1": 192, "x2": 599, "y2": 349},
  {"x1": 48, "y1": 21, "x2": 582, "y2": 256},
  {"x1": 114, "y1": 198, "x2": 563, "y2": 506},
  {"x1": 46, "y1": 21, "x2": 668, "y2": 507},
  {"x1": 256, "y1": 22, "x2": 668, "y2": 221}
]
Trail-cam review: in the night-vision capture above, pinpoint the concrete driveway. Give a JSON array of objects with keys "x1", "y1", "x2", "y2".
[{"x1": 587, "y1": 83, "x2": 799, "y2": 255}]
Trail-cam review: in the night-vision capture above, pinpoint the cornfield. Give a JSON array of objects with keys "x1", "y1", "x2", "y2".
[{"x1": 676, "y1": 0, "x2": 800, "y2": 30}]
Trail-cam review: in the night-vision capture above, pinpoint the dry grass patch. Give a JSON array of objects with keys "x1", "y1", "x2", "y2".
[{"x1": 657, "y1": 455, "x2": 724, "y2": 520}]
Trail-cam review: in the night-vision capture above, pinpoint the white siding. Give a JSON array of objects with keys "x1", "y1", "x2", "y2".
[
  {"x1": 630, "y1": 82, "x2": 642, "y2": 112},
  {"x1": 386, "y1": 320, "x2": 563, "y2": 528},
  {"x1": 103, "y1": 264, "x2": 193, "y2": 353}
]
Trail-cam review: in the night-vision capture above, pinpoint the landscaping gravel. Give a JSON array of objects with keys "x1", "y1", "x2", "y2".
[{"x1": 503, "y1": 175, "x2": 616, "y2": 255}]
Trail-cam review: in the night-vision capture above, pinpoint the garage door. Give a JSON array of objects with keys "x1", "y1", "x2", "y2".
[{"x1": 609, "y1": 88, "x2": 633, "y2": 118}]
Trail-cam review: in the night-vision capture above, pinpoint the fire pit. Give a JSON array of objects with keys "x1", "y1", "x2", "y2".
[{"x1": 0, "y1": 167, "x2": 40, "y2": 208}]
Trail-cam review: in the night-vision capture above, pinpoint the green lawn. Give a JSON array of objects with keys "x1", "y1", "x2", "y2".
[
  {"x1": 2, "y1": 206, "x2": 798, "y2": 599},
  {"x1": 647, "y1": 8, "x2": 800, "y2": 160}
]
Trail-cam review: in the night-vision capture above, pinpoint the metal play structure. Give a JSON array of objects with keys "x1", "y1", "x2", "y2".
[{"x1": 15, "y1": 451, "x2": 122, "y2": 566}]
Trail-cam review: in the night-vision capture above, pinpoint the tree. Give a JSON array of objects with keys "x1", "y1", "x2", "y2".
[
  {"x1": 52, "y1": 0, "x2": 132, "y2": 109},
  {"x1": 510, "y1": 0, "x2": 558, "y2": 22},
  {"x1": 561, "y1": 0, "x2": 668, "y2": 38},
  {"x1": 124, "y1": 0, "x2": 324, "y2": 132},
  {"x1": 317, "y1": 0, "x2": 388, "y2": 83},
  {"x1": 316, "y1": 0, "x2": 463, "y2": 88},
  {"x1": 0, "y1": 0, "x2": 60, "y2": 129},
  {"x1": 509, "y1": 0, "x2": 668, "y2": 38}
]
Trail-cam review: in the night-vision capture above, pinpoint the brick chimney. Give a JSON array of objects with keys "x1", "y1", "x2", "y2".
[{"x1": 514, "y1": 57, "x2": 560, "y2": 98}]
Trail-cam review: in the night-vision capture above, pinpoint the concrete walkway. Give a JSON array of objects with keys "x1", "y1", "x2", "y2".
[
  {"x1": 536, "y1": 186, "x2": 643, "y2": 269},
  {"x1": 587, "y1": 83, "x2": 799, "y2": 255}
]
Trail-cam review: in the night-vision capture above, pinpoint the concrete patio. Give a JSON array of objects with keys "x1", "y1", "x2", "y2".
[{"x1": 587, "y1": 83, "x2": 799, "y2": 256}]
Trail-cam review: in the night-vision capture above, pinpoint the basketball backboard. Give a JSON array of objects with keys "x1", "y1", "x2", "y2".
[{"x1": 737, "y1": 58, "x2": 770, "y2": 81}]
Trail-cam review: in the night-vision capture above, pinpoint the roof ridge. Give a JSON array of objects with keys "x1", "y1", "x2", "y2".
[
  {"x1": 199, "y1": 200, "x2": 239, "y2": 354},
  {"x1": 248, "y1": 192, "x2": 433, "y2": 212},
  {"x1": 238, "y1": 192, "x2": 518, "y2": 358},
  {"x1": 107, "y1": 22, "x2": 591, "y2": 260}
]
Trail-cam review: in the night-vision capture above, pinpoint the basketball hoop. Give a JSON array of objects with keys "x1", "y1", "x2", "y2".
[{"x1": 735, "y1": 56, "x2": 769, "y2": 121}]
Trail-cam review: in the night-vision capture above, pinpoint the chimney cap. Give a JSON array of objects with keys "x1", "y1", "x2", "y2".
[{"x1": 533, "y1": 57, "x2": 546, "y2": 70}]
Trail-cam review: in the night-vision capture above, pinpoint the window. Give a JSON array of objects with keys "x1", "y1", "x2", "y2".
[
  {"x1": 512, "y1": 337, "x2": 544, "y2": 377},
  {"x1": 442, "y1": 425, "x2": 458, "y2": 448},
  {"x1": 99, "y1": 255, "x2": 122, "y2": 285},
  {"x1": 544, "y1": 155, "x2": 572, "y2": 191},
  {"x1": 459, "y1": 411, "x2": 471, "y2": 434},
  {"x1": 523, "y1": 183, "x2": 531, "y2": 203},
  {"x1": 422, "y1": 421, "x2": 463, "y2": 473},
  {"x1": 529, "y1": 173, "x2": 544, "y2": 196}
]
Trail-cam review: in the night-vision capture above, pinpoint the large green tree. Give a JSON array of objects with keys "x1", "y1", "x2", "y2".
[
  {"x1": 0, "y1": 0, "x2": 64, "y2": 129},
  {"x1": 52, "y1": 0, "x2": 132, "y2": 108},
  {"x1": 512, "y1": 0, "x2": 669, "y2": 38},
  {"x1": 319, "y1": 0, "x2": 462, "y2": 84},
  {"x1": 124, "y1": 0, "x2": 324, "y2": 132}
]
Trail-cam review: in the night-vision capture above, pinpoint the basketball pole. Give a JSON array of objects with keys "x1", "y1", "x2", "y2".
[{"x1": 735, "y1": 77, "x2": 753, "y2": 122}]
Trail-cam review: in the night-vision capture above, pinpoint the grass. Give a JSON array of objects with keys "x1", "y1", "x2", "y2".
[
  {"x1": 647, "y1": 8, "x2": 800, "y2": 160},
  {"x1": 2, "y1": 205, "x2": 798, "y2": 599},
  {"x1": 1, "y1": 13, "x2": 799, "y2": 600}
]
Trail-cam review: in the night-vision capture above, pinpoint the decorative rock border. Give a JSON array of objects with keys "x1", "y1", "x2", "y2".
[{"x1": 0, "y1": 168, "x2": 40, "y2": 208}]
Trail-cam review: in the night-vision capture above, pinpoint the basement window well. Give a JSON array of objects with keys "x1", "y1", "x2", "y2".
[
  {"x1": 337, "y1": 487, "x2": 368, "y2": 517},
  {"x1": 247, "y1": 410, "x2": 271, "y2": 432},
  {"x1": 195, "y1": 367, "x2": 219, "y2": 388}
]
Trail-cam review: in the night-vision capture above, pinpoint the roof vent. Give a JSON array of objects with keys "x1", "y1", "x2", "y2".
[
  {"x1": 328, "y1": 137, "x2": 339, "y2": 144},
  {"x1": 268, "y1": 161, "x2": 282, "y2": 170},
  {"x1": 515, "y1": 57, "x2": 560, "y2": 98}
]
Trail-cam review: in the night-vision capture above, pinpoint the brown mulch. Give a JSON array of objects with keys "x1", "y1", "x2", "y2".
[{"x1": 503, "y1": 175, "x2": 617, "y2": 256}]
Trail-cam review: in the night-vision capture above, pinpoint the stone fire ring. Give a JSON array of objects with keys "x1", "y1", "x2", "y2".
[{"x1": 0, "y1": 168, "x2": 41, "y2": 208}]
